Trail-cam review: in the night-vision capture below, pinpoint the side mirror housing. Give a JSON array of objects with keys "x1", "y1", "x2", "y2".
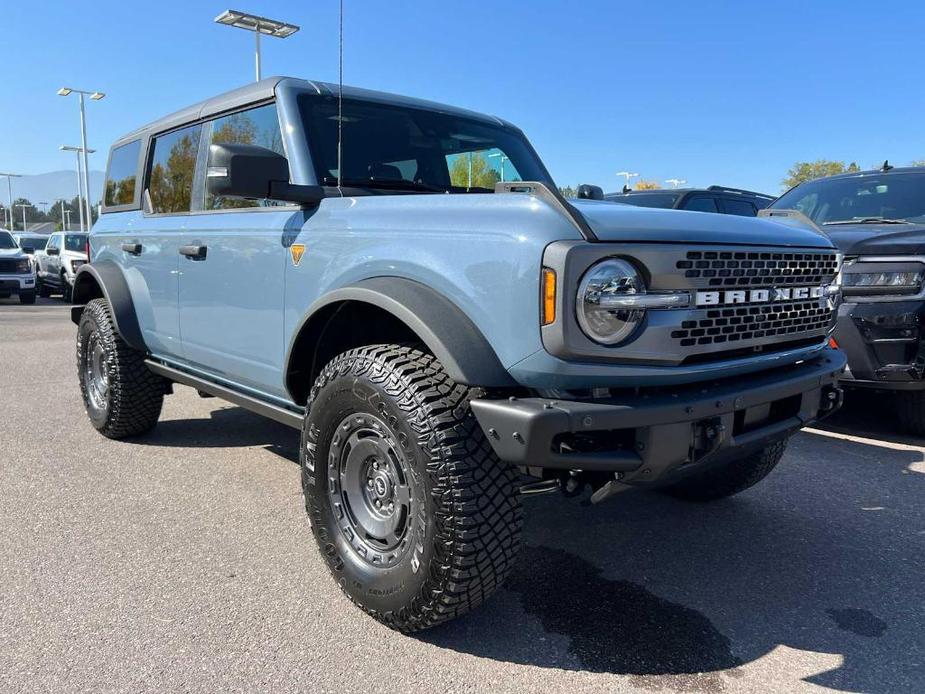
[
  {"x1": 46, "y1": 247, "x2": 60, "y2": 256},
  {"x1": 577, "y1": 184, "x2": 604, "y2": 201},
  {"x1": 206, "y1": 143, "x2": 325, "y2": 206}
]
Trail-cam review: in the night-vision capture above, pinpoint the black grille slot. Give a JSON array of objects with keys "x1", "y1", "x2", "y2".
[
  {"x1": 670, "y1": 300, "x2": 832, "y2": 347},
  {"x1": 679, "y1": 251, "x2": 838, "y2": 288},
  {"x1": 0, "y1": 259, "x2": 20, "y2": 273}
]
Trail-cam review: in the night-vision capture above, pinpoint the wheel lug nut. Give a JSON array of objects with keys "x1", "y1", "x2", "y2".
[
  {"x1": 367, "y1": 479, "x2": 374, "y2": 488},
  {"x1": 375, "y1": 499, "x2": 381, "y2": 508},
  {"x1": 373, "y1": 462, "x2": 380, "y2": 470},
  {"x1": 388, "y1": 503, "x2": 394, "y2": 512}
]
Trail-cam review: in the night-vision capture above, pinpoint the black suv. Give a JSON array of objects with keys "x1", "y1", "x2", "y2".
[
  {"x1": 606, "y1": 185, "x2": 774, "y2": 217},
  {"x1": 770, "y1": 165, "x2": 925, "y2": 433}
]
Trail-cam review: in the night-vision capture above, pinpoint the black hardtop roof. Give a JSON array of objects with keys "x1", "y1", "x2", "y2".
[
  {"x1": 111, "y1": 76, "x2": 511, "y2": 148},
  {"x1": 807, "y1": 166, "x2": 925, "y2": 182},
  {"x1": 606, "y1": 185, "x2": 773, "y2": 199}
]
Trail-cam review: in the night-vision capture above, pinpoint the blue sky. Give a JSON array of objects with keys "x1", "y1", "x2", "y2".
[{"x1": 1, "y1": 0, "x2": 923, "y2": 195}]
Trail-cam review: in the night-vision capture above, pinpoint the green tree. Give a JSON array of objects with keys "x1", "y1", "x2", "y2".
[
  {"x1": 635, "y1": 180, "x2": 660, "y2": 190},
  {"x1": 782, "y1": 160, "x2": 859, "y2": 190},
  {"x1": 558, "y1": 185, "x2": 577, "y2": 198},
  {"x1": 911, "y1": 160, "x2": 925, "y2": 167},
  {"x1": 449, "y1": 152, "x2": 501, "y2": 189}
]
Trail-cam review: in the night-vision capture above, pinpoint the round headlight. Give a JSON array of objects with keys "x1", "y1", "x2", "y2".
[{"x1": 576, "y1": 258, "x2": 645, "y2": 344}]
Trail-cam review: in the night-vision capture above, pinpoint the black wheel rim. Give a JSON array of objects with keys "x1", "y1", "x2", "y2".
[
  {"x1": 83, "y1": 332, "x2": 109, "y2": 413},
  {"x1": 327, "y1": 412, "x2": 413, "y2": 567}
]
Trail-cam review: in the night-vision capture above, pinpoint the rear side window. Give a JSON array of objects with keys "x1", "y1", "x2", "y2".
[
  {"x1": 723, "y1": 199, "x2": 758, "y2": 216},
  {"x1": 148, "y1": 124, "x2": 202, "y2": 214},
  {"x1": 206, "y1": 103, "x2": 286, "y2": 210},
  {"x1": 684, "y1": 196, "x2": 719, "y2": 213},
  {"x1": 104, "y1": 140, "x2": 141, "y2": 207}
]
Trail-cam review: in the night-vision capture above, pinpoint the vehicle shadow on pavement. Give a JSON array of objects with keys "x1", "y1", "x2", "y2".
[
  {"x1": 422, "y1": 420, "x2": 925, "y2": 693},
  {"x1": 813, "y1": 388, "x2": 925, "y2": 447},
  {"x1": 136, "y1": 405, "x2": 300, "y2": 463}
]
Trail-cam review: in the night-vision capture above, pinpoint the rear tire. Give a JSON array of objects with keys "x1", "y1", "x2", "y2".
[
  {"x1": 301, "y1": 345, "x2": 523, "y2": 633},
  {"x1": 19, "y1": 291, "x2": 36, "y2": 305},
  {"x1": 896, "y1": 391, "x2": 925, "y2": 437},
  {"x1": 76, "y1": 298, "x2": 167, "y2": 439},
  {"x1": 660, "y1": 440, "x2": 787, "y2": 502},
  {"x1": 61, "y1": 276, "x2": 73, "y2": 302}
]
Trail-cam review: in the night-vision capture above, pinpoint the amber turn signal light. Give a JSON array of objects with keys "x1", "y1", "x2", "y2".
[
  {"x1": 828, "y1": 336, "x2": 839, "y2": 349},
  {"x1": 542, "y1": 268, "x2": 556, "y2": 325}
]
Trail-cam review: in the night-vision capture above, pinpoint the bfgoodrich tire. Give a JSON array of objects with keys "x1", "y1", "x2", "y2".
[
  {"x1": 660, "y1": 439, "x2": 787, "y2": 502},
  {"x1": 76, "y1": 298, "x2": 167, "y2": 439},
  {"x1": 301, "y1": 345, "x2": 523, "y2": 633}
]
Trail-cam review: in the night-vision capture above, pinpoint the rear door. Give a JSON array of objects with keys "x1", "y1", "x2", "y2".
[
  {"x1": 43, "y1": 233, "x2": 62, "y2": 281},
  {"x1": 177, "y1": 102, "x2": 295, "y2": 398}
]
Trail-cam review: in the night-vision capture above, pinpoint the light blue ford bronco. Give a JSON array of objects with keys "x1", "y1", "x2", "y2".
[{"x1": 72, "y1": 77, "x2": 846, "y2": 632}]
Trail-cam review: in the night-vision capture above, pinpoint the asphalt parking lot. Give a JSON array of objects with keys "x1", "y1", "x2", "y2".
[{"x1": 1, "y1": 297, "x2": 923, "y2": 693}]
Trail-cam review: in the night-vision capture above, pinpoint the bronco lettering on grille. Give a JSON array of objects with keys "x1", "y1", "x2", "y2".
[{"x1": 695, "y1": 286, "x2": 827, "y2": 306}]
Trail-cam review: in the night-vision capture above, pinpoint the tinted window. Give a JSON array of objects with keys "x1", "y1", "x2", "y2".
[
  {"x1": 0, "y1": 231, "x2": 15, "y2": 249},
  {"x1": 17, "y1": 236, "x2": 47, "y2": 250},
  {"x1": 104, "y1": 140, "x2": 141, "y2": 207},
  {"x1": 607, "y1": 193, "x2": 680, "y2": 209},
  {"x1": 299, "y1": 95, "x2": 551, "y2": 192},
  {"x1": 683, "y1": 196, "x2": 718, "y2": 213},
  {"x1": 773, "y1": 172, "x2": 925, "y2": 225},
  {"x1": 148, "y1": 124, "x2": 202, "y2": 214},
  {"x1": 723, "y1": 199, "x2": 757, "y2": 216},
  {"x1": 206, "y1": 103, "x2": 287, "y2": 210},
  {"x1": 64, "y1": 234, "x2": 87, "y2": 253}
]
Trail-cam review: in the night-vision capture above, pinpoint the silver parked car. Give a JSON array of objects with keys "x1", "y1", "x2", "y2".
[{"x1": 35, "y1": 231, "x2": 88, "y2": 301}]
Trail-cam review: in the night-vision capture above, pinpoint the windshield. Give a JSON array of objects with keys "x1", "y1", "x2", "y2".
[
  {"x1": 64, "y1": 234, "x2": 87, "y2": 253},
  {"x1": 606, "y1": 193, "x2": 681, "y2": 209},
  {"x1": 773, "y1": 172, "x2": 925, "y2": 225},
  {"x1": 299, "y1": 95, "x2": 553, "y2": 193},
  {"x1": 0, "y1": 232, "x2": 16, "y2": 249},
  {"x1": 18, "y1": 236, "x2": 47, "y2": 250}
]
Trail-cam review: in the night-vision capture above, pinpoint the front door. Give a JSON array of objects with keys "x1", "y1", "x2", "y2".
[{"x1": 176, "y1": 102, "x2": 294, "y2": 399}]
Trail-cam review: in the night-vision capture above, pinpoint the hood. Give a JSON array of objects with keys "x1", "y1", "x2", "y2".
[
  {"x1": 0, "y1": 247, "x2": 27, "y2": 259},
  {"x1": 571, "y1": 200, "x2": 833, "y2": 248},
  {"x1": 819, "y1": 223, "x2": 925, "y2": 256}
]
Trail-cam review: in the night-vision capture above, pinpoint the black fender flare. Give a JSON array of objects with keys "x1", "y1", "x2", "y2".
[
  {"x1": 285, "y1": 277, "x2": 517, "y2": 396},
  {"x1": 71, "y1": 261, "x2": 147, "y2": 352}
]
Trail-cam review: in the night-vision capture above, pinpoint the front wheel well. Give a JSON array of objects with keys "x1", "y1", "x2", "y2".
[
  {"x1": 286, "y1": 301, "x2": 425, "y2": 405},
  {"x1": 72, "y1": 270, "x2": 104, "y2": 305}
]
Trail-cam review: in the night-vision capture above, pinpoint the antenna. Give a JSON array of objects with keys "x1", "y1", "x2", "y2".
[{"x1": 337, "y1": 0, "x2": 344, "y2": 190}]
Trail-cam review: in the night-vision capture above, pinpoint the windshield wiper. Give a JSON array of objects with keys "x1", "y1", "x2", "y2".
[
  {"x1": 323, "y1": 177, "x2": 448, "y2": 193},
  {"x1": 823, "y1": 217, "x2": 912, "y2": 226}
]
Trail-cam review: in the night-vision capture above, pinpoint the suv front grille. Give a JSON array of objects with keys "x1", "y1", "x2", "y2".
[
  {"x1": 677, "y1": 251, "x2": 839, "y2": 288},
  {"x1": 670, "y1": 299, "x2": 832, "y2": 348},
  {"x1": 0, "y1": 259, "x2": 20, "y2": 273}
]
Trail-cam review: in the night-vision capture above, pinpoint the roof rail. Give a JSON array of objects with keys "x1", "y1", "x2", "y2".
[{"x1": 707, "y1": 185, "x2": 774, "y2": 199}]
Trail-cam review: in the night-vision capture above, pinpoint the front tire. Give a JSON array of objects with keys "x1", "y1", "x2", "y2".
[
  {"x1": 61, "y1": 275, "x2": 73, "y2": 302},
  {"x1": 77, "y1": 298, "x2": 167, "y2": 439},
  {"x1": 660, "y1": 440, "x2": 787, "y2": 502},
  {"x1": 301, "y1": 345, "x2": 523, "y2": 633}
]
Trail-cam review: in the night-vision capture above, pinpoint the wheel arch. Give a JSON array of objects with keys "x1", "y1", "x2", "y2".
[
  {"x1": 285, "y1": 277, "x2": 516, "y2": 405},
  {"x1": 71, "y1": 261, "x2": 147, "y2": 352}
]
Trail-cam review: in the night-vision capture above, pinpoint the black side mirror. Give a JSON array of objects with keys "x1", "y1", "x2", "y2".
[
  {"x1": 206, "y1": 143, "x2": 325, "y2": 206},
  {"x1": 576, "y1": 184, "x2": 604, "y2": 201},
  {"x1": 46, "y1": 247, "x2": 60, "y2": 256}
]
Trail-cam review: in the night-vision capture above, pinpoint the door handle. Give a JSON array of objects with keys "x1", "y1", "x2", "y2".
[
  {"x1": 179, "y1": 245, "x2": 207, "y2": 260},
  {"x1": 121, "y1": 242, "x2": 142, "y2": 256}
]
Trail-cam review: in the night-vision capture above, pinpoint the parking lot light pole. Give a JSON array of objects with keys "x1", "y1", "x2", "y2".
[
  {"x1": 58, "y1": 88, "x2": 104, "y2": 231},
  {"x1": 0, "y1": 172, "x2": 21, "y2": 229},
  {"x1": 60, "y1": 145, "x2": 95, "y2": 231},
  {"x1": 16, "y1": 203, "x2": 29, "y2": 232},
  {"x1": 488, "y1": 152, "x2": 509, "y2": 182},
  {"x1": 616, "y1": 171, "x2": 639, "y2": 191},
  {"x1": 214, "y1": 10, "x2": 300, "y2": 82},
  {"x1": 65, "y1": 209, "x2": 72, "y2": 231},
  {"x1": 666, "y1": 178, "x2": 687, "y2": 188}
]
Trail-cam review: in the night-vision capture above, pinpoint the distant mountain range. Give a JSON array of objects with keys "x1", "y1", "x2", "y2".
[{"x1": 4, "y1": 170, "x2": 105, "y2": 206}]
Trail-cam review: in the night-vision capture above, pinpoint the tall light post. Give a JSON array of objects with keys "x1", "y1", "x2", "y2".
[
  {"x1": 214, "y1": 10, "x2": 300, "y2": 82},
  {"x1": 60, "y1": 145, "x2": 95, "y2": 231},
  {"x1": 60, "y1": 200, "x2": 68, "y2": 230},
  {"x1": 65, "y1": 209, "x2": 72, "y2": 231},
  {"x1": 57, "y1": 88, "x2": 104, "y2": 231},
  {"x1": 666, "y1": 178, "x2": 687, "y2": 189},
  {"x1": 488, "y1": 152, "x2": 509, "y2": 182},
  {"x1": 0, "y1": 172, "x2": 21, "y2": 229},
  {"x1": 16, "y1": 203, "x2": 30, "y2": 232},
  {"x1": 616, "y1": 171, "x2": 639, "y2": 191}
]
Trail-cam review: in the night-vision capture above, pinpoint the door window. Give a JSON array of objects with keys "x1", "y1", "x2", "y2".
[
  {"x1": 46, "y1": 234, "x2": 60, "y2": 251},
  {"x1": 205, "y1": 103, "x2": 287, "y2": 210},
  {"x1": 148, "y1": 124, "x2": 203, "y2": 214},
  {"x1": 104, "y1": 140, "x2": 141, "y2": 207},
  {"x1": 722, "y1": 199, "x2": 758, "y2": 216},
  {"x1": 684, "y1": 196, "x2": 719, "y2": 213}
]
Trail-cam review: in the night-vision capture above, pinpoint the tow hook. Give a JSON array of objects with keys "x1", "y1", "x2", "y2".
[
  {"x1": 689, "y1": 417, "x2": 726, "y2": 465},
  {"x1": 819, "y1": 385, "x2": 844, "y2": 416}
]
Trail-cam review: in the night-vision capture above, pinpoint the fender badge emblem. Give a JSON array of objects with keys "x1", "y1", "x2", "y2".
[{"x1": 290, "y1": 244, "x2": 306, "y2": 267}]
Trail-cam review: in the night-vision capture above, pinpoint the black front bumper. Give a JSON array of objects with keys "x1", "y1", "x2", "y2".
[
  {"x1": 835, "y1": 301, "x2": 925, "y2": 390},
  {"x1": 470, "y1": 348, "x2": 846, "y2": 486}
]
